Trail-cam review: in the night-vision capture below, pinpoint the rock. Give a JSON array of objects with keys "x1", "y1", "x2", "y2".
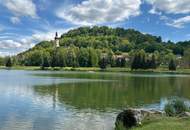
[
  {"x1": 115, "y1": 109, "x2": 164, "y2": 129},
  {"x1": 185, "y1": 112, "x2": 190, "y2": 117},
  {"x1": 115, "y1": 109, "x2": 143, "y2": 129},
  {"x1": 179, "y1": 112, "x2": 190, "y2": 117},
  {"x1": 140, "y1": 109, "x2": 164, "y2": 117}
]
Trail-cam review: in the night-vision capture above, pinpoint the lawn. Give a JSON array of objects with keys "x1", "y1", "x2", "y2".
[
  {"x1": 1, "y1": 66, "x2": 190, "y2": 75},
  {"x1": 131, "y1": 117, "x2": 190, "y2": 130}
]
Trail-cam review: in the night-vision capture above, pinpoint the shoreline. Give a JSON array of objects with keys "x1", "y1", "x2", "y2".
[{"x1": 1, "y1": 66, "x2": 190, "y2": 75}]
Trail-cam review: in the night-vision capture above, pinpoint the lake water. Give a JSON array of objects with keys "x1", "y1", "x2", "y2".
[{"x1": 0, "y1": 70, "x2": 190, "y2": 130}]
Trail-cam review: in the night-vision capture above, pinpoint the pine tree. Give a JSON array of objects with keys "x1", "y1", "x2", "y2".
[
  {"x1": 99, "y1": 57, "x2": 108, "y2": 70},
  {"x1": 131, "y1": 54, "x2": 138, "y2": 70},
  {"x1": 6, "y1": 57, "x2": 12, "y2": 67},
  {"x1": 169, "y1": 59, "x2": 176, "y2": 71}
]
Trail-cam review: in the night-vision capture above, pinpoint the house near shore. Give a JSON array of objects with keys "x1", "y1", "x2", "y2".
[{"x1": 114, "y1": 53, "x2": 130, "y2": 62}]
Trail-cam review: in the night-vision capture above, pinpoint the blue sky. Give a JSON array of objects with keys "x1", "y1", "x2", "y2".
[{"x1": 0, "y1": 0, "x2": 190, "y2": 56}]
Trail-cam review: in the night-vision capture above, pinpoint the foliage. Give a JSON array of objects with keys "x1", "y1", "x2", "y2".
[
  {"x1": 99, "y1": 57, "x2": 108, "y2": 70},
  {"x1": 168, "y1": 59, "x2": 176, "y2": 71},
  {"x1": 164, "y1": 98, "x2": 188, "y2": 117},
  {"x1": 41, "y1": 51, "x2": 51, "y2": 69},
  {"x1": 5, "y1": 57, "x2": 12, "y2": 67},
  {"x1": 182, "y1": 48, "x2": 190, "y2": 68},
  {"x1": 0, "y1": 57, "x2": 4, "y2": 66},
  {"x1": 131, "y1": 50, "x2": 158, "y2": 70}
]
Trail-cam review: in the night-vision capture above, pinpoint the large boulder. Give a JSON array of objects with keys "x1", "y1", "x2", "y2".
[
  {"x1": 115, "y1": 109, "x2": 164, "y2": 129},
  {"x1": 115, "y1": 109, "x2": 142, "y2": 129}
]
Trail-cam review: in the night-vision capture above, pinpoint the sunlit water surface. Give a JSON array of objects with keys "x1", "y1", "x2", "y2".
[{"x1": 0, "y1": 70, "x2": 190, "y2": 130}]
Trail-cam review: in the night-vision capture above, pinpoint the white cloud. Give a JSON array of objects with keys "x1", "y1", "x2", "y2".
[
  {"x1": 149, "y1": 8, "x2": 162, "y2": 15},
  {"x1": 0, "y1": 40, "x2": 22, "y2": 49},
  {"x1": 1, "y1": 0, "x2": 38, "y2": 18},
  {"x1": 0, "y1": 51, "x2": 16, "y2": 56},
  {"x1": 167, "y1": 16, "x2": 190, "y2": 28},
  {"x1": 159, "y1": 15, "x2": 190, "y2": 28},
  {"x1": 146, "y1": 0, "x2": 190, "y2": 14},
  {"x1": 10, "y1": 17, "x2": 20, "y2": 24},
  {"x1": 56, "y1": 0, "x2": 141, "y2": 25},
  {"x1": 0, "y1": 27, "x2": 71, "y2": 56},
  {"x1": 31, "y1": 28, "x2": 70, "y2": 42}
]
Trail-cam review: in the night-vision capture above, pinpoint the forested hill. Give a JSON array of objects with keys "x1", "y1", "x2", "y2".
[
  {"x1": 14, "y1": 26, "x2": 190, "y2": 68},
  {"x1": 26, "y1": 26, "x2": 189, "y2": 55}
]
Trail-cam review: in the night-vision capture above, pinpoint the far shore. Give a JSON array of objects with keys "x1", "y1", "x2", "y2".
[{"x1": 1, "y1": 66, "x2": 190, "y2": 75}]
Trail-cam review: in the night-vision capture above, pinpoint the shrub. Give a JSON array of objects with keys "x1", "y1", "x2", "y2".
[{"x1": 164, "y1": 98, "x2": 188, "y2": 117}]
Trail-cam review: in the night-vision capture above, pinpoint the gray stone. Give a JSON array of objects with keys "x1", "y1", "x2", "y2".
[
  {"x1": 179, "y1": 112, "x2": 190, "y2": 117},
  {"x1": 115, "y1": 109, "x2": 164, "y2": 129}
]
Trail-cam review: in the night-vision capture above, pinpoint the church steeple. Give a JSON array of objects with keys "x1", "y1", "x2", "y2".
[{"x1": 54, "y1": 32, "x2": 60, "y2": 47}]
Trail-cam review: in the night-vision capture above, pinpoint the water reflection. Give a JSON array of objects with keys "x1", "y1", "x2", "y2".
[
  {"x1": 33, "y1": 72, "x2": 190, "y2": 111},
  {"x1": 0, "y1": 70, "x2": 190, "y2": 130}
]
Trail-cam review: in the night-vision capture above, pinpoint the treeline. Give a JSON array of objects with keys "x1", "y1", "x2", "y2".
[
  {"x1": 15, "y1": 46, "x2": 127, "y2": 69},
  {"x1": 0, "y1": 56, "x2": 13, "y2": 67},
  {"x1": 3, "y1": 26, "x2": 190, "y2": 71},
  {"x1": 131, "y1": 50, "x2": 157, "y2": 70}
]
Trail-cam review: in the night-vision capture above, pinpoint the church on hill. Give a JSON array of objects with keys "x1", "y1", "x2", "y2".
[{"x1": 54, "y1": 32, "x2": 60, "y2": 48}]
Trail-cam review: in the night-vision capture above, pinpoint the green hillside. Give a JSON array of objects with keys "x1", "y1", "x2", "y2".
[{"x1": 5, "y1": 26, "x2": 190, "y2": 69}]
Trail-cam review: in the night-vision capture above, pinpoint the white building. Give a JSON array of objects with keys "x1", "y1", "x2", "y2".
[{"x1": 54, "y1": 32, "x2": 60, "y2": 48}]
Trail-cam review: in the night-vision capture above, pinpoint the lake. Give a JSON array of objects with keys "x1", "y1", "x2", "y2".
[{"x1": 0, "y1": 70, "x2": 190, "y2": 130}]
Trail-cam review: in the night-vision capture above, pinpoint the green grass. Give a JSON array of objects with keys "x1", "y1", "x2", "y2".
[
  {"x1": 1, "y1": 66, "x2": 190, "y2": 74},
  {"x1": 0, "y1": 66, "x2": 41, "y2": 70},
  {"x1": 132, "y1": 117, "x2": 190, "y2": 130},
  {"x1": 116, "y1": 117, "x2": 190, "y2": 130}
]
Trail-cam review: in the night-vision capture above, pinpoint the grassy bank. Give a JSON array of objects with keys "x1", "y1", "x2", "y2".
[
  {"x1": 1, "y1": 66, "x2": 190, "y2": 74},
  {"x1": 131, "y1": 117, "x2": 190, "y2": 130}
]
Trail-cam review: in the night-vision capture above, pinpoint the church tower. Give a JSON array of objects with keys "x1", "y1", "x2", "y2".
[{"x1": 54, "y1": 32, "x2": 60, "y2": 48}]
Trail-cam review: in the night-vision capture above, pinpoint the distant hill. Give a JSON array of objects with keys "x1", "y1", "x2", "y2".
[{"x1": 15, "y1": 26, "x2": 190, "y2": 67}]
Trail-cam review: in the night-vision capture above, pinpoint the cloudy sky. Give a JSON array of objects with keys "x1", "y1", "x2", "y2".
[{"x1": 0, "y1": 0, "x2": 190, "y2": 56}]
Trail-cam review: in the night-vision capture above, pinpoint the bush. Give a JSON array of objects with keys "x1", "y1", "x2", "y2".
[{"x1": 164, "y1": 98, "x2": 188, "y2": 117}]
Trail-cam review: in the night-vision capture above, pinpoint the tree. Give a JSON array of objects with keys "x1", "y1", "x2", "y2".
[
  {"x1": 131, "y1": 54, "x2": 137, "y2": 70},
  {"x1": 99, "y1": 57, "x2": 108, "y2": 70},
  {"x1": 116, "y1": 57, "x2": 126, "y2": 67},
  {"x1": 183, "y1": 49, "x2": 190, "y2": 68},
  {"x1": 66, "y1": 47, "x2": 78, "y2": 67},
  {"x1": 41, "y1": 51, "x2": 51, "y2": 69},
  {"x1": 0, "y1": 57, "x2": 4, "y2": 66},
  {"x1": 88, "y1": 48, "x2": 98, "y2": 67},
  {"x1": 131, "y1": 51, "x2": 158, "y2": 70},
  {"x1": 5, "y1": 57, "x2": 12, "y2": 67},
  {"x1": 24, "y1": 50, "x2": 43, "y2": 66},
  {"x1": 150, "y1": 54, "x2": 157, "y2": 69},
  {"x1": 51, "y1": 49, "x2": 59, "y2": 67},
  {"x1": 169, "y1": 59, "x2": 176, "y2": 71},
  {"x1": 78, "y1": 48, "x2": 89, "y2": 67},
  {"x1": 57, "y1": 48, "x2": 66, "y2": 67}
]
